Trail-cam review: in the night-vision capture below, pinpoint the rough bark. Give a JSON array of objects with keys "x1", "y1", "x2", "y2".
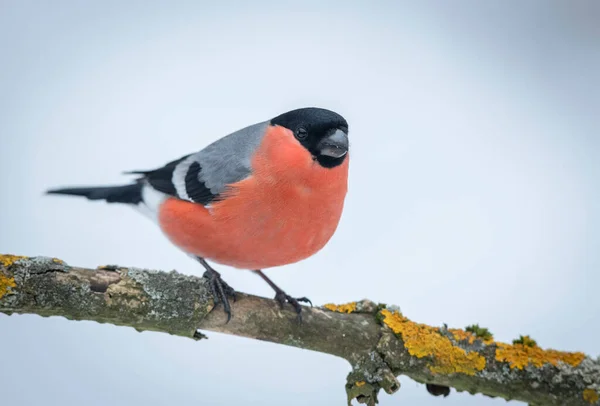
[{"x1": 1, "y1": 255, "x2": 598, "y2": 406}]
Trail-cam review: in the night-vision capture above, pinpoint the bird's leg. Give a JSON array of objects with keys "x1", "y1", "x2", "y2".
[
  {"x1": 253, "y1": 270, "x2": 312, "y2": 322},
  {"x1": 197, "y1": 257, "x2": 236, "y2": 322}
]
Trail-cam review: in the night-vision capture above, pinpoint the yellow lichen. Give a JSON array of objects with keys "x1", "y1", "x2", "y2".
[
  {"x1": 495, "y1": 342, "x2": 585, "y2": 370},
  {"x1": 52, "y1": 258, "x2": 64, "y2": 264},
  {"x1": 450, "y1": 327, "x2": 493, "y2": 345},
  {"x1": 355, "y1": 381, "x2": 366, "y2": 387},
  {"x1": 380, "y1": 310, "x2": 486, "y2": 376},
  {"x1": 584, "y1": 389, "x2": 600, "y2": 404},
  {"x1": 0, "y1": 274, "x2": 17, "y2": 300},
  {"x1": 449, "y1": 328, "x2": 477, "y2": 344},
  {"x1": 324, "y1": 302, "x2": 357, "y2": 314},
  {"x1": 380, "y1": 308, "x2": 586, "y2": 376},
  {"x1": 0, "y1": 254, "x2": 27, "y2": 267}
]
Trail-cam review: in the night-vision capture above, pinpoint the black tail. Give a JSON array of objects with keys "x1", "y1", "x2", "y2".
[{"x1": 46, "y1": 183, "x2": 143, "y2": 204}]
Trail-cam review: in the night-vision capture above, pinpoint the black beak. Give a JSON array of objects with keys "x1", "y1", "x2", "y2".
[{"x1": 317, "y1": 129, "x2": 349, "y2": 158}]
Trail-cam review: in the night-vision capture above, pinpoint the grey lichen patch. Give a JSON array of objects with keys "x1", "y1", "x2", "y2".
[
  {"x1": 284, "y1": 334, "x2": 305, "y2": 348},
  {"x1": 2, "y1": 256, "x2": 74, "y2": 310},
  {"x1": 11, "y1": 256, "x2": 69, "y2": 280},
  {"x1": 385, "y1": 304, "x2": 401, "y2": 313},
  {"x1": 346, "y1": 379, "x2": 378, "y2": 406},
  {"x1": 553, "y1": 357, "x2": 600, "y2": 393},
  {"x1": 127, "y1": 267, "x2": 210, "y2": 305},
  {"x1": 127, "y1": 267, "x2": 166, "y2": 300},
  {"x1": 354, "y1": 299, "x2": 378, "y2": 314},
  {"x1": 470, "y1": 355, "x2": 600, "y2": 404},
  {"x1": 350, "y1": 351, "x2": 386, "y2": 383},
  {"x1": 478, "y1": 363, "x2": 519, "y2": 386},
  {"x1": 124, "y1": 267, "x2": 213, "y2": 336},
  {"x1": 346, "y1": 350, "x2": 400, "y2": 406},
  {"x1": 8, "y1": 267, "x2": 105, "y2": 321},
  {"x1": 2, "y1": 259, "x2": 214, "y2": 340},
  {"x1": 376, "y1": 330, "x2": 419, "y2": 372}
]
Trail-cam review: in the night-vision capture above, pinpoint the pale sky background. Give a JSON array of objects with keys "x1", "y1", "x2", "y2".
[{"x1": 1, "y1": 1, "x2": 599, "y2": 405}]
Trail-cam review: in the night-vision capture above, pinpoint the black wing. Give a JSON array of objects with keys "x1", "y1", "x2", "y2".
[{"x1": 126, "y1": 154, "x2": 219, "y2": 206}]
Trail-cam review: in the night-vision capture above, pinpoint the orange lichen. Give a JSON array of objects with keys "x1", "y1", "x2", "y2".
[
  {"x1": 379, "y1": 308, "x2": 587, "y2": 377},
  {"x1": 0, "y1": 254, "x2": 27, "y2": 267},
  {"x1": 0, "y1": 274, "x2": 17, "y2": 300},
  {"x1": 449, "y1": 328, "x2": 477, "y2": 344},
  {"x1": 355, "y1": 381, "x2": 366, "y2": 387},
  {"x1": 584, "y1": 388, "x2": 599, "y2": 404},
  {"x1": 380, "y1": 310, "x2": 486, "y2": 376},
  {"x1": 495, "y1": 342, "x2": 585, "y2": 370},
  {"x1": 324, "y1": 302, "x2": 357, "y2": 314}
]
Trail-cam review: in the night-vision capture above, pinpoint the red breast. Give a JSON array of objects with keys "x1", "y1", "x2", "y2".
[{"x1": 157, "y1": 124, "x2": 349, "y2": 270}]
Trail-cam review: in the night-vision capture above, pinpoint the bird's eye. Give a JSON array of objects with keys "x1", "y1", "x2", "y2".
[{"x1": 295, "y1": 127, "x2": 308, "y2": 140}]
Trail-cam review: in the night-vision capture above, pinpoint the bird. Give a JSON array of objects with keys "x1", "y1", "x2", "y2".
[{"x1": 47, "y1": 107, "x2": 350, "y2": 322}]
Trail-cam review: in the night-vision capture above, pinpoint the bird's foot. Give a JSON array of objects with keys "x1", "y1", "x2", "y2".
[
  {"x1": 252, "y1": 270, "x2": 312, "y2": 323},
  {"x1": 203, "y1": 269, "x2": 237, "y2": 322},
  {"x1": 274, "y1": 291, "x2": 313, "y2": 323}
]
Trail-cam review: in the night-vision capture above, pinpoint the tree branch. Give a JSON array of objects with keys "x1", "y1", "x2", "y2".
[{"x1": 1, "y1": 254, "x2": 598, "y2": 405}]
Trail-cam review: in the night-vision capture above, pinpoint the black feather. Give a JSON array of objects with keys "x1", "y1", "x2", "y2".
[
  {"x1": 185, "y1": 161, "x2": 217, "y2": 205},
  {"x1": 127, "y1": 155, "x2": 190, "y2": 196},
  {"x1": 46, "y1": 184, "x2": 143, "y2": 204}
]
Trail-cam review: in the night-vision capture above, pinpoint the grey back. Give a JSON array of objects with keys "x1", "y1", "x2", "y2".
[{"x1": 191, "y1": 120, "x2": 269, "y2": 195}]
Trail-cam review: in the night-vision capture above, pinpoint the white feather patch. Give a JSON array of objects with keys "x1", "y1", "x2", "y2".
[
  {"x1": 172, "y1": 155, "x2": 196, "y2": 202},
  {"x1": 134, "y1": 182, "x2": 169, "y2": 224}
]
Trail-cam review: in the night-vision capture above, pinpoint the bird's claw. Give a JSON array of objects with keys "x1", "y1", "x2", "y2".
[
  {"x1": 203, "y1": 270, "x2": 237, "y2": 322},
  {"x1": 274, "y1": 291, "x2": 312, "y2": 323}
]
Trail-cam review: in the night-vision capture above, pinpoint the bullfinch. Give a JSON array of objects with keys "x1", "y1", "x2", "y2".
[{"x1": 47, "y1": 107, "x2": 350, "y2": 322}]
